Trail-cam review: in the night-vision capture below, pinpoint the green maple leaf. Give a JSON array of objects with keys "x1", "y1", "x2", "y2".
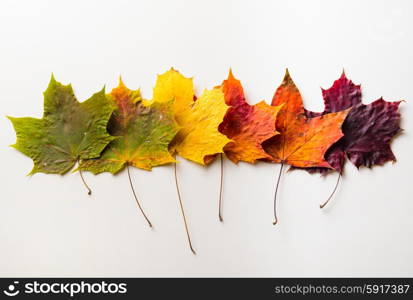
[
  {"x1": 8, "y1": 75, "x2": 115, "y2": 178},
  {"x1": 80, "y1": 79, "x2": 179, "y2": 174}
]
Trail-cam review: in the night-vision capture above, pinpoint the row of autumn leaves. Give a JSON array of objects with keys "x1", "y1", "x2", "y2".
[{"x1": 8, "y1": 69, "x2": 402, "y2": 254}]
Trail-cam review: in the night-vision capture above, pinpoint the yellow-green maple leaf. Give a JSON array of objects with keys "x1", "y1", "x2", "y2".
[{"x1": 80, "y1": 79, "x2": 179, "y2": 173}]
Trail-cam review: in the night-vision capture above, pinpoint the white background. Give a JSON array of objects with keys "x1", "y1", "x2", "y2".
[{"x1": 0, "y1": 0, "x2": 412, "y2": 277}]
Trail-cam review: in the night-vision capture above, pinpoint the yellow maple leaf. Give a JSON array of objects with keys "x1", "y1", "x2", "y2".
[
  {"x1": 145, "y1": 68, "x2": 194, "y2": 123},
  {"x1": 151, "y1": 68, "x2": 231, "y2": 165},
  {"x1": 172, "y1": 88, "x2": 232, "y2": 165}
]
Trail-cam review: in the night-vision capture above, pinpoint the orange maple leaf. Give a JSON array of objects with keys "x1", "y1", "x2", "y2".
[
  {"x1": 218, "y1": 70, "x2": 283, "y2": 163},
  {"x1": 263, "y1": 70, "x2": 349, "y2": 168},
  {"x1": 262, "y1": 70, "x2": 349, "y2": 225}
]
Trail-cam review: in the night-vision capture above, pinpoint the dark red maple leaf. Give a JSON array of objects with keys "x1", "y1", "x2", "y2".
[
  {"x1": 305, "y1": 71, "x2": 362, "y2": 118},
  {"x1": 304, "y1": 72, "x2": 402, "y2": 174}
]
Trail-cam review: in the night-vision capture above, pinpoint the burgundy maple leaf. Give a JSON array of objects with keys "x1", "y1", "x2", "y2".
[{"x1": 304, "y1": 72, "x2": 402, "y2": 174}]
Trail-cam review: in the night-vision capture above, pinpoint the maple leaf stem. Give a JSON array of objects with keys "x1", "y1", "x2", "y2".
[
  {"x1": 126, "y1": 163, "x2": 153, "y2": 228},
  {"x1": 218, "y1": 153, "x2": 224, "y2": 222},
  {"x1": 174, "y1": 162, "x2": 196, "y2": 255},
  {"x1": 77, "y1": 160, "x2": 92, "y2": 195},
  {"x1": 320, "y1": 173, "x2": 341, "y2": 209},
  {"x1": 273, "y1": 162, "x2": 284, "y2": 225}
]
